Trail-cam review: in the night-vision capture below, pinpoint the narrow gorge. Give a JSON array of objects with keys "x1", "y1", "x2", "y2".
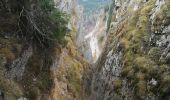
[{"x1": 0, "y1": 0, "x2": 170, "y2": 100}]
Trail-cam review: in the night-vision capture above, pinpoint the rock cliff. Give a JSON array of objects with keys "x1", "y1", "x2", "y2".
[{"x1": 85, "y1": 0, "x2": 170, "y2": 100}]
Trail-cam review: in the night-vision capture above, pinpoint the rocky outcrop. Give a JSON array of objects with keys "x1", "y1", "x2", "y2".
[{"x1": 5, "y1": 45, "x2": 32, "y2": 80}]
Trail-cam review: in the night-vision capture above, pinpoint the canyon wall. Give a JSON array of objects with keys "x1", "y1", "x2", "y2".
[{"x1": 86, "y1": 0, "x2": 170, "y2": 100}]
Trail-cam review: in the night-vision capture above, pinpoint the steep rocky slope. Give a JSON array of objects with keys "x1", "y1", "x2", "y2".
[
  {"x1": 0, "y1": 0, "x2": 88, "y2": 100},
  {"x1": 85, "y1": 0, "x2": 170, "y2": 100},
  {"x1": 50, "y1": 0, "x2": 89, "y2": 99}
]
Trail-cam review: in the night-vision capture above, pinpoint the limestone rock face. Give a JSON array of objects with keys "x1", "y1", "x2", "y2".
[
  {"x1": 54, "y1": 0, "x2": 77, "y2": 13},
  {"x1": 49, "y1": 0, "x2": 89, "y2": 100},
  {"x1": 5, "y1": 45, "x2": 33, "y2": 80}
]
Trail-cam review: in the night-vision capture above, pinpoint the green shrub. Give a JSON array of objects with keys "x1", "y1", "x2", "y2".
[
  {"x1": 136, "y1": 80, "x2": 147, "y2": 97},
  {"x1": 27, "y1": 86, "x2": 40, "y2": 99},
  {"x1": 0, "y1": 79, "x2": 23, "y2": 99},
  {"x1": 49, "y1": 9, "x2": 69, "y2": 41},
  {"x1": 148, "y1": 47, "x2": 161, "y2": 62},
  {"x1": 136, "y1": 72, "x2": 145, "y2": 80},
  {"x1": 127, "y1": 69, "x2": 135, "y2": 79},
  {"x1": 40, "y1": 0, "x2": 54, "y2": 12},
  {"x1": 159, "y1": 65, "x2": 168, "y2": 74},
  {"x1": 159, "y1": 74, "x2": 170, "y2": 98},
  {"x1": 135, "y1": 57, "x2": 149, "y2": 71},
  {"x1": 121, "y1": 66, "x2": 133, "y2": 77},
  {"x1": 163, "y1": 75, "x2": 170, "y2": 85},
  {"x1": 114, "y1": 79, "x2": 122, "y2": 91},
  {"x1": 39, "y1": 0, "x2": 69, "y2": 44},
  {"x1": 140, "y1": 0, "x2": 156, "y2": 14}
]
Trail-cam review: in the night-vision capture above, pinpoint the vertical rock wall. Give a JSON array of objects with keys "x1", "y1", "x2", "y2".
[{"x1": 86, "y1": 0, "x2": 170, "y2": 100}]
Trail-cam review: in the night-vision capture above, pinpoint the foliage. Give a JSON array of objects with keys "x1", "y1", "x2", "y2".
[
  {"x1": 18, "y1": 0, "x2": 69, "y2": 48},
  {"x1": 65, "y1": 56, "x2": 82, "y2": 96},
  {"x1": 39, "y1": 0, "x2": 54, "y2": 12},
  {"x1": 39, "y1": 0, "x2": 69, "y2": 41},
  {"x1": 120, "y1": 0, "x2": 170, "y2": 98},
  {"x1": 49, "y1": 9, "x2": 69, "y2": 41},
  {"x1": 0, "y1": 48, "x2": 15, "y2": 62},
  {"x1": 105, "y1": 0, "x2": 170, "y2": 99},
  {"x1": 136, "y1": 80, "x2": 146, "y2": 97},
  {"x1": 148, "y1": 47, "x2": 161, "y2": 62},
  {"x1": 113, "y1": 79, "x2": 122, "y2": 92},
  {"x1": 163, "y1": 75, "x2": 170, "y2": 84}
]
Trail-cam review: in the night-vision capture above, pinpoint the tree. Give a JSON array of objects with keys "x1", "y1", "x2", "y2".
[{"x1": 16, "y1": 0, "x2": 69, "y2": 48}]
